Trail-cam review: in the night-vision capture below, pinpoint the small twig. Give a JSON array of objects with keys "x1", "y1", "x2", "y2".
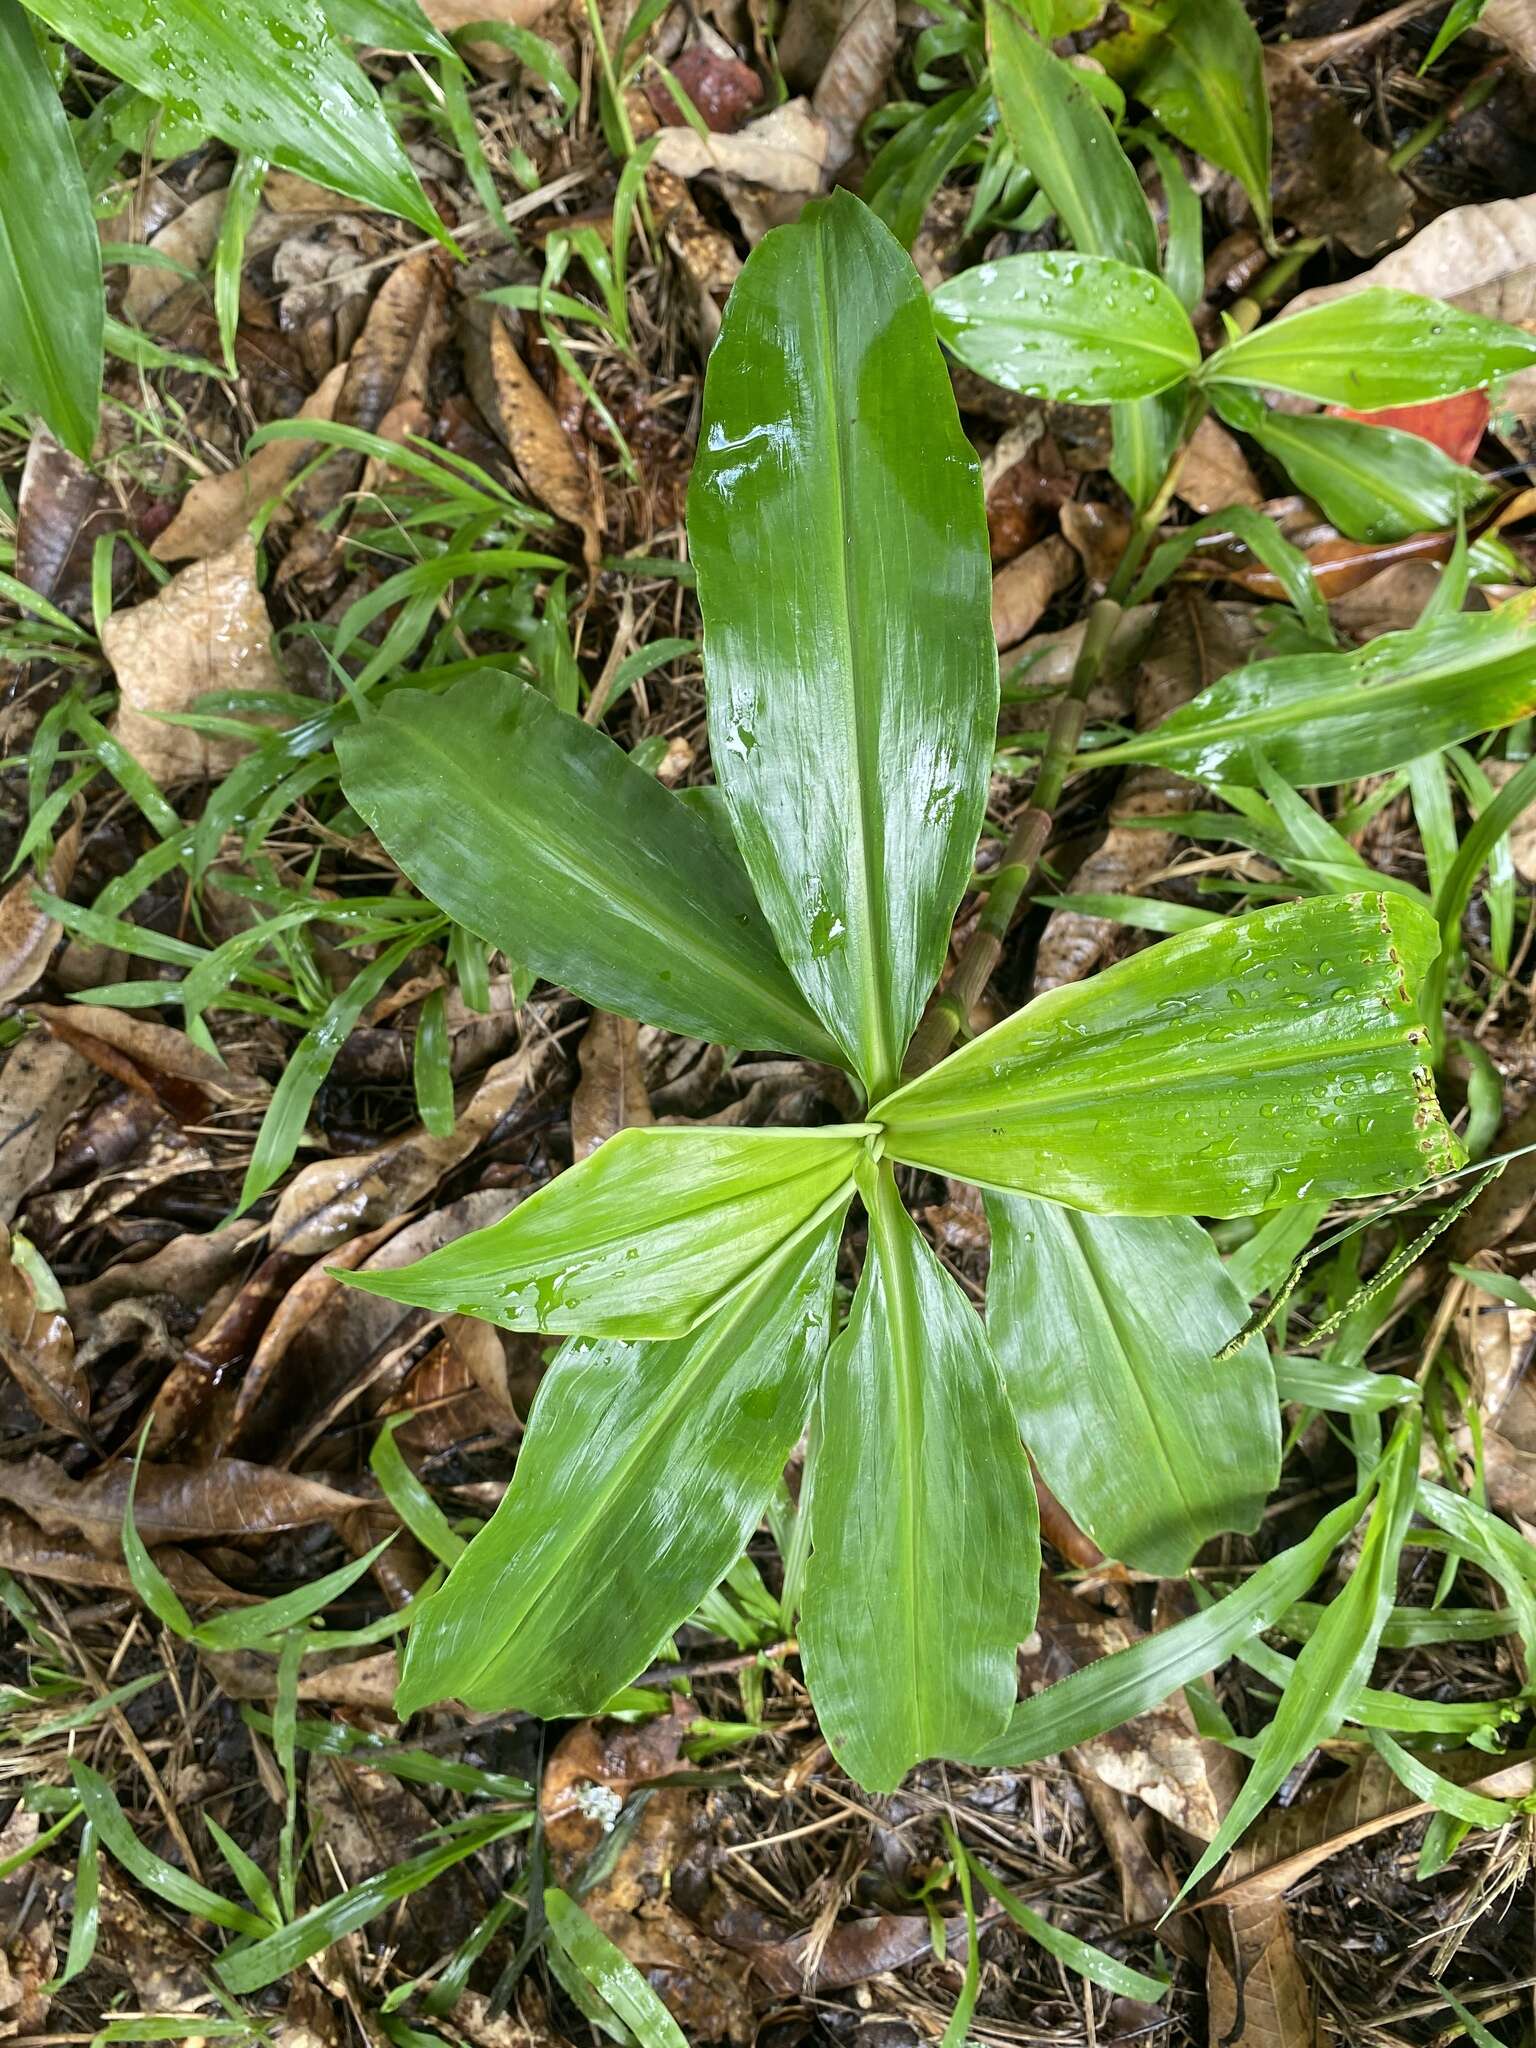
[{"x1": 1285, "y1": 0, "x2": 1445, "y2": 67}]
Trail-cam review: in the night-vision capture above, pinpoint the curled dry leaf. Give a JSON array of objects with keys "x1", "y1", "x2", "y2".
[
  {"x1": 993, "y1": 533, "x2": 1077, "y2": 650},
  {"x1": 122, "y1": 187, "x2": 229, "y2": 328},
  {"x1": 1174, "y1": 415, "x2": 1263, "y2": 517},
  {"x1": 462, "y1": 305, "x2": 600, "y2": 563},
  {"x1": 152, "y1": 361, "x2": 348, "y2": 563},
  {"x1": 571, "y1": 1010, "x2": 654, "y2": 1159},
  {"x1": 1207, "y1": 1895, "x2": 1320, "y2": 2048},
  {"x1": 421, "y1": 0, "x2": 555, "y2": 27},
  {"x1": 0, "y1": 1505, "x2": 247, "y2": 1601},
  {"x1": 0, "y1": 820, "x2": 78, "y2": 1006},
  {"x1": 14, "y1": 428, "x2": 119, "y2": 623},
  {"x1": 813, "y1": 0, "x2": 899, "y2": 168},
  {"x1": 31, "y1": 1003, "x2": 269, "y2": 1115},
  {"x1": 0, "y1": 1034, "x2": 93, "y2": 1226},
  {"x1": 0, "y1": 1224, "x2": 89, "y2": 1438},
  {"x1": 102, "y1": 535, "x2": 282, "y2": 786},
  {"x1": 0, "y1": 1450, "x2": 366, "y2": 1554},
  {"x1": 1265, "y1": 49, "x2": 1412, "y2": 258},
  {"x1": 650, "y1": 97, "x2": 832, "y2": 201}
]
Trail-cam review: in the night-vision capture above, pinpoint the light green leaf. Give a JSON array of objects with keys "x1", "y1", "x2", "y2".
[
  {"x1": 543, "y1": 1889, "x2": 688, "y2": 2048},
  {"x1": 326, "y1": 0, "x2": 457, "y2": 57},
  {"x1": 1111, "y1": 389, "x2": 1184, "y2": 513},
  {"x1": 1085, "y1": 602, "x2": 1536, "y2": 788},
  {"x1": 933, "y1": 252, "x2": 1199, "y2": 403},
  {"x1": 987, "y1": 1201, "x2": 1279, "y2": 1573},
  {"x1": 1450, "y1": 1261, "x2": 1536, "y2": 1310},
  {"x1": 1421, "y1": 0, "x2": 1489, "y2": 70},
  {"x1": 0, "y1": 0, "x2": 102, "y2": 457},
  {"x1": 877, "y1": 892, "x2": 1460, "y2": 1217},
  {"x1": 1203, "y1": 289, "x2": 1536, "y2": 408},
  {"x1": 1177, "y1": 1410, "x2": 1422, "y2": 1899},
  {"x1": 690, "y1": 189, "x2": 996, "y2": 1100},
  {"x1": 964, "y1": 1849, "x2": 1167, "y2": 2002},
  {"x1": 343, "y1": 1125, "x2": 865, "y2": 1337},
  {"x1": 862, "y1": 85, "x2": 992, "y2": 251},
  {"x1": 1273, "y1": 1355, "x2": 1419, "y2": 1411},
  {"x1": 985, "y1": 1, "x2": 1157, "y2": 270},
  {"x1": 336, "y1": 674, "x2": 838, "y2": 1063},
  {"x1": 968, "y1": 1482, "x2": 1374, "y2": 1764},
  {"x1": 1133, "y1": 503, "x2": 1334, "y2": 645},
  {"x1": 71, "y1": 1762, "x2": 269, "y2": 1938},
  {"x1": 1096, "y1": 0, "x2": 1270, "y2": 238},
  {"x1": 23, "y1": 0, "x2": 445, "y2": 239},
  {"x1": 800, "y1": 1157, "x2": 1038, "y2": 1791},
  {"x1": 394, "y1": 1211, "x2": 841, "y2": 1717}
]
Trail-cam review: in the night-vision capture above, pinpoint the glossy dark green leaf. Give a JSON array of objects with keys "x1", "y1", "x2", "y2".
[
  {"x1": 1086, "y1": 602, "x2": 1536, "y2": 788},
  {"x1": 877, "y1": 892, "x2": 1461, "y2": 1217},
  {"x1": 341, "y1": 1125, "x2": 865, "y2": 1337},
  {"x1": 862, "y1": 86, "x2": 992, "y2": 251},
  {"x1": 23, "y1": 0, "x2": 443, "y2": 238},
  {"x1": 933, "y1": 252, "x2": 1199, "y2": 403},
  {"x1": 336, "y1": 673, "x2": 837, "y2": 1061},
  {"x1": 1096, "y1": 0, "x2": 1270, "y2": 237},
  {"x1": 690, "y1": 190, "x2": 996, "y2": 1099},
  {"x1": 393, "y1": 1213, "x2": 841, "y2": 1718},
  {"x1": 0, "y1": 0, "x2": 102, "y2": 457},
  {"x1": 969, "y1": 1482, "x2": 1372, "y2": 1764},
  {"x1": 1213, "y1": 386, "x2": 1491, "y2": 544},
  {"x1": 986, "y1": 0, "x2": 1157, "y2": 270},
  {"x1": 1202, "y1": 289, "x2": 1536, "y2": 409},
  {"x1": 799, "y1": 1158, "x2": 1038, "y2": 1791},
  {"x1": 987, "y1": 1201, "x2": 1280, "y2": 1573}
]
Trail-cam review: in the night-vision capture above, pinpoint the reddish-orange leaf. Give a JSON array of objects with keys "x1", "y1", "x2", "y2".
[{"x1": 1327, "y1": 388, "x2": 1489, "y2": 464}]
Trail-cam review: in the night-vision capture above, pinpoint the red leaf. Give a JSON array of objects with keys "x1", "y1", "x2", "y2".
[{"x1": 1327, "y1": 388, "x2": 1489, "y2": 465}]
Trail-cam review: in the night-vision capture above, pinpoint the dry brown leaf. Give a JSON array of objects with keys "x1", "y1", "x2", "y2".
[
  {"x1": 648, "y1": 166, "x2": 741, "y2": 347},
  {"x1": 646, "y1": 38, "x2": 764, "y2": 133},
  {"x1": 152, "y1": 362, "x2": 348, "y2": 562},
  {"x1": 1265, "y1": 50, "x2": 1412, "y2": 257},
  {"x1": 464, "y1": 307, "x2": 599, "y2": 560},
  {"x1": 14, "y1": 429, "x2": 119, "y2": 622},
  {"x1": 1060, "y1": 499, "x2": 1130, "y2": 586},
  {"x1": 0, "y1": 1034, "x2": 93, "y2": 1226},
  {"x1": 102, "y1": 535, "x2": 282, "y2": 786},
  {"x1": 649, "y1": 97, "x2": 831, "y2": 197},
  {"x1": 0, "y1": 1451, "x2": 367, "y2": 1553},
  {"x1": 122, "y1": 187, "x2": 229, "y2": 327},
  {"x1": 813, "y1": 0, "x2": 899, "y2": 167},
  {"x1": 65, "y1": 1223, "x2": 261, "y2": 1318},
  {"x1": 992, "y1": 533, "x2": 1076, "y2": 649},
  {"x1": 1207, "y1": 1896, "x2": 1321, "y2": 2048},
  {"x1": 1175, "y1": 415, "x2": 1263, "y2": 517},
  {"x1": 308, "y1": 1758, "x2": 481, "y2": 1971},
  {"x1": 0, "y1": 1505, "x2": 247, "y2": 1602},
  {"x1": 1477, "y1": 0, "x2": 1536, "y2": 65},
  {"x1": 0, "y1": 1224, "x2": 89, "y2": 1438},
  {"x1": 31, "y1": 1003, "x2": 268, "y2": 1112},
  {"x1": 422, "y1": 0, "x2": 554, "y2": 26},
  {"x1": 571, "y1": 1011, "x2": 654, "y2": 1159},
  {"x1": 0, "y1": 822, "x2": 78, "y2": 1006}
]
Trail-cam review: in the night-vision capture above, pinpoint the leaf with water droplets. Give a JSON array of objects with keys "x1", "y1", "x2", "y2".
[
  {"x1": 394, "y1": 1210, "x2": 843, "y2": 1717},
  {"x1": 877, "y1": 893, "x2": 1462, "y2": 1216}
]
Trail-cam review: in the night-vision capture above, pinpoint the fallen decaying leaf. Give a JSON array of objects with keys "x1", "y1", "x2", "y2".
[
  {"x1": 0, "y1": 1451, "x2": 367, "y2": 1554},
  {"x1": 122, "y1": 187, "x2": 229, "y2": 328},
  {"x1": 102, "y1": 535, "x2": 281, "y2": 786},
  {"x1": 14, "y1": 429, "x2": 120, "y2": 623},
  {"x1": 31, "y1": 1003, "x2": 269, "y2": 1113},
  {"x1": 1330, "y1": 389, "x2": 1490, "y2": 465},
  {"x1": 571, "y1": 1010, "x2": 654, "y2": 1159},
  {"x1": 646, "y1": 36, "x2": 764, "y2": 134},
  {"x1": 0, "y1": 1505, "x2": 248, "y2": 1602},
  {"x1": 462, "y1": 305, "x2": 599, "y2": 562},
  {"x1": 0, "y1": 1225, "x2": 89, "y2": 1438},
  {"x1": 812, "y1": 0, "x2": 899, "y2": 168},
  {"x1": 0, "y1": 1034, "x2": 93, "y2": 1226},
  {"x1": 992, "y1": 533, "x2": 1076, "y2": 649},
  {"x1": 1265, "y1": 48, "x2": 1412, "y2": 258},
  {"x1": 1174, "y1": 415, "x2": 1263, "y2": 517},
  {"x1": 0, "y1": 822, "x2": 78, "y2": 1007},
  {"x1": 308, "y1": 1757, "x2": 482, "y2": 1973},
  {"x1": 648, "y1": 166, "x2": 742, "y2": 347},
  {"x1": 152, "y1": 361, "x2": 348, "y2": 563},
  {"x1": 649, "y1": 97, "x2": 831, "y2": 199},
  {"x1": 1207, "y1": 1894, "x2": 1321, "y2": 2048}
]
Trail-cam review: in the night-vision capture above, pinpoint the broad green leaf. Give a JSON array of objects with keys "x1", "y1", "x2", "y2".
[
  {"x1": 1213, "y1": 387, "x2": 1491, "y2": 544},
  {"x1": 876, "y1": 893, "x2": 1461, "y2": 1217},
  {"x1": 800, "y1": 1157, "x2": 1038, "y2": 1791},
  {"x1": 336, "y1": 674, "x2": 838, "y2": 1062},
  {"x1": 0, "y1": 0, "x2": 102, "y2": 457},
  {"x1": 544, "y1": 1890, "x2": 688, "y2": 2048},
  {"x1": 1202, "y1": 289, "x2": 1536, "y2": 409},
  {"x1": 1273, "y1": 1355, "x2": 1419, "y2": 1411},
  {"x1": 862, "y1": 85, "x2": 992, "y2": 250},
  {"x1": 394, "y1": 1213, "x2": 841, "y2": 1717},
  {"x1": 985, "y1": 1, "x2": 1157, "y2": 270},
  {"x1": 932, "y1": 252, "x2": 1199, "y2": 403},
  {"x1": 987, "y1": 1201, "x2": 1280, "y2": 1573},
  {"x1": 22, "y1": 0, "x2": 444, "y2": 240},
  {"x1": 690, "y1": 190, "x2": 996, "y2": 1099},
  {"x1": 1086, "y1": 602, "x2": 1536, "y2": 788},
  {"x1": 341, "y1": 1125, "x2": 865, "y2": 1337},
  {"x1": 1177, "y1": 1410, "x2": 1422, "y2": 1898},
  {"x1": 969, "y1": 1482, "x2": 1373, "y2": 1764},
  {"x1": 1096, "y1": 0, "x2": 1270, "y2": 237}
]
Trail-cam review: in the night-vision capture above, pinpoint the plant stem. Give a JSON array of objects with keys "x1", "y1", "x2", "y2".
[{"x1": 1388, "y1": 58, "x2": 1507, "y2": 174}]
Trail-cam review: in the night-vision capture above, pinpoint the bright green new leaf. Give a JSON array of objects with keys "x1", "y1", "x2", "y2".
[
  {"x1": 1213, "y1": 386, "x2": 1491, "y2": 544},
  {"x1": 394, "y1": 1213, "x2": 841, "y2": 1718},
  {"x1": 335, "y1": 674, "x2": 838, "y2": 1063},
  {"x1": 1085, "y1": 602, "x2": 1536, "y2": 789},
  {"x1": 877, "y1": 893, "x2": 1460, "y2": 1216},
  {"x1": 985, "y1": 1, "x2": 1157, "y2": 270},
  {"x1": 1096, "y1": 0, "x2": 1271, "y2": 238},
  {"x1": 0, "y1": 0, "x2": 102, "y2": 457},
  {"x1": 342, "y1": 1125, "x2": 864, "y2": 1337},
  {"x1": 969, "y1": 1482, "x2": 1373, "y2": 1765},
  {"x1": 1202, "y1": 289, "x2": 1536, "y2": 408},
  {"x1": 22, "y1": 0, "x2": 444, "y2": 239},
  {"x1": 690, "y1": 189, "x2": 996, "y2": 1100},
  {"x1": 800, "y1": 1158, "x2": 1038, "y2": 1791},
  {"x1": 932, "y1": 252, "x2": 1200, "y2": 403},
  {"x1": 987, "y1": 1202, "x2": 1280, "y2": 1573}
]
